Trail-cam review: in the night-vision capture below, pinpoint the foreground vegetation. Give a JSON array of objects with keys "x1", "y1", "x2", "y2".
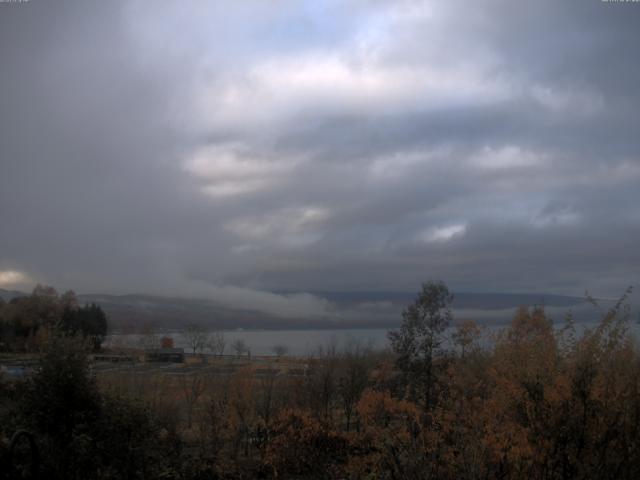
[{"x1": 1, "y1": 282, "x2": 639, "y2": 479}]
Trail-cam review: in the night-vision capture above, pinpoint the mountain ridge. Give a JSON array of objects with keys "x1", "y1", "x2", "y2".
[{"x1": 1, "y1": 287, "x2": 596, "y2": 330}]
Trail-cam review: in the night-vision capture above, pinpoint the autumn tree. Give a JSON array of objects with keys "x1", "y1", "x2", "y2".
[
  {"x1": 184, "y1": 323, "x2": 210, "y2": 355},
  {"x1": 304, "y1": 342, "x2": 340, "y2": 424},
  {"x1": 232, "y1": 338, "x2": 249, "y2": 358},
  {"x1": 388, "y1": 280, "x2": 453, "y2": 416},
  {"x1": 227, "y1": 366, "x2": 257, "y2": 458},
  {"x1": 272, "y1": 344, "x2": 288, "y2": 358},
  {"x1": 338, "y1": 338, "x2": 373, "y2": 431},
  {"x1": 180, "y1": 371, "x2": 206, "y2": 428},
  {"x1": 352, "y1": 389, "x2": 426, "y2": 479},
  {"x1": 264, "y1": 409, "x2": 350, "y2": 479},
  {"x1": 198, "y1": 383, "x2": 229, "y2": 463},
  {"x1": 207, "y1": 329, "x2": 226, "y2": 356},
  {"x1": 452, "y1": 319, "x2": 482, "y2": 358},
  {"x1": 256, "y1": 368, "x2": 280, "y2": 427}
]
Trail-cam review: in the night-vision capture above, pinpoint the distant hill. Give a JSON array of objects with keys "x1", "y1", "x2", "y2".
[
  {"x1": 0, "y1": 288, "x2": 27, "y2": 302},
  {"x1": 1, "y1": 287, "x2": 595, "y2": 331},
  {"x1": 314, "y1": 291, "x2": 587, "y2": 310},
  {"x1": 77, "y1": 293, "x2": 291, "y2": 331}
]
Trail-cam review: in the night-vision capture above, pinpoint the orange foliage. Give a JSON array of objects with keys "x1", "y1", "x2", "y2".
[{"x1": 263, "y1": 408, "x2": 350, "y2": 478}]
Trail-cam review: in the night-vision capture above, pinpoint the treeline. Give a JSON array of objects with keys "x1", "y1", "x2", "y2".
[
  {"x1": 0, "y1": 285, "x2": 108, "y2": 352},
  {"x1": 1, "y1": 282, "x2": 640, "y2": 479}
]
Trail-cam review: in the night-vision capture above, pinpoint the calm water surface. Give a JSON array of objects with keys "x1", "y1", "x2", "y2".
[{"x1": 106, "y1": 321, "x2": 640, "y2": 356}]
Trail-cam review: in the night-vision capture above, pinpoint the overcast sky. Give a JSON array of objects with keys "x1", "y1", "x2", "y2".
[{"x1": 1, "y1": 0, "x2": 639, "y2": 315}]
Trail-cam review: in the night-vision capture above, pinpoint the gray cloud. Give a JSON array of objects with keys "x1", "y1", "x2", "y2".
[{"x1": 1, "y1": 0, "x2": 638, "y2": 315}]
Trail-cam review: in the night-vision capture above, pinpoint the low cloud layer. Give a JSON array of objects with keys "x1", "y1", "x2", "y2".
[{"x1": 1, "y1": 0, "x2": 639, "y2": 315}]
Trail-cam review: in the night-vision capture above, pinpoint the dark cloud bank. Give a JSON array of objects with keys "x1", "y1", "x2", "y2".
[{"x1": 1, "y1": 0, "x2": 638, "y2": 321}]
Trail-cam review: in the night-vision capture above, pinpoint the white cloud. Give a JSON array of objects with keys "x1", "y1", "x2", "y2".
[
  {"x1": 194, "y1": 49, "x2": 512, "y2": 131},
  {"x1": 225, "y1": 206, "x2": 331, "y2": 247},
  {"x1": 185, "y1": 143, "x2": 303, "y2": 197},
  {"x1": 211, "y1": 286, "x2": 331, "y2": 319},
  {"x1": 471, "y1": 146, "x2": 546, "y2": 170},
  {"x1": 418, "y1": 223, "x2": 467, "y2": 243},
  {"x1": 182, "y1": 280, "x2": 333, "y2": 319},
  {"x1": 368, "y1": 149, "x2": 441, "y2": 181}
]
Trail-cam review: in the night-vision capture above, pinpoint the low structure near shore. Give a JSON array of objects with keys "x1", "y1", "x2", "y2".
[{"x1": 145, "y1": 347, "x2": 185, "y2": 363}]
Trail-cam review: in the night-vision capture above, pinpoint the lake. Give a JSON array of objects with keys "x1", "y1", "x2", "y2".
[{"x1": 105, "y1": 318, "x2": 640, "y2": 356}]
